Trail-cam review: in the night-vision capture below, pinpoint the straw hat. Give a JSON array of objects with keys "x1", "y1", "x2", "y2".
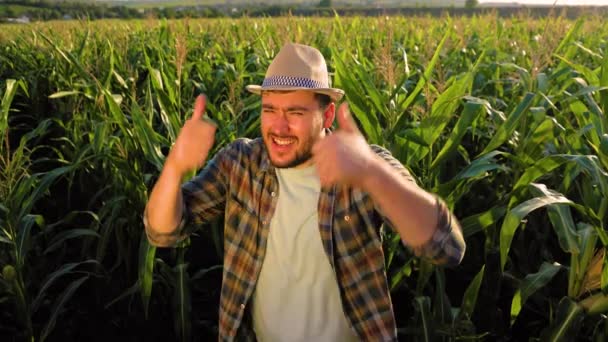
[{"x1": 246, "y1": 43, "x2": 345, "y2": 102}]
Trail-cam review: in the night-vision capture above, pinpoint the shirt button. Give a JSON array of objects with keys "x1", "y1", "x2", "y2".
[
  {"x1": 344, "y1": 215, "x2": 350, "y2": 222},
  {"x1": 240, "y1": 303, "x2": 245, "y2": 310},
  {"x1": 271, "y1": 191, "x2": 276, "y2": 197}
]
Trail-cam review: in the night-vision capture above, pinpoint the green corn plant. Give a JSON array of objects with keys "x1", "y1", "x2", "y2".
[
  {"x1": 2, "y1": 13, "x2": 608, "y2": 341},
  {"x1": 330, "y1": 19, "x2": 501, "y2": 340},
  {"x1": 473, "y1": 24, "x2": 608, "y2": 338},
  {"x1": 1, "y1": 79, "x2": 98, "y2": 341}
]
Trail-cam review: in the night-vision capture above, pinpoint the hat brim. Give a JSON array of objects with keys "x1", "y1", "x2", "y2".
[{"x1": 246, "y1": 85, "x2": 345, "y2": 102}]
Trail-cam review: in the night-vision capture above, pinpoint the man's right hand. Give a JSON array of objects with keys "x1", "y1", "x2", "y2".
[{"x1": 165, "y1": 94, "x2": 217, "y2": 177}]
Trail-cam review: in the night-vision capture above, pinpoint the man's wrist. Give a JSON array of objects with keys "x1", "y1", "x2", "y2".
[
  {"x1": 359, "y1": 155, "x2": 386, "y2": 192},
  {"x1": 162, "y1": 159, "x2": 187, "y2": 183}
]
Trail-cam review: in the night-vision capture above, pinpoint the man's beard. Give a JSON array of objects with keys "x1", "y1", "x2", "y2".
[
  {"x1": 275, "y1": 150, "x2": 312, "y2": 169},
  {"x1": 264, "y1": 136, "x2": 314, "y2": 169}
]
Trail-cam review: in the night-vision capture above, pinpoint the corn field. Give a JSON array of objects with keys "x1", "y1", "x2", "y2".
[{"x1": 1, "y1": 13, "x2": 608, "y2": 341}]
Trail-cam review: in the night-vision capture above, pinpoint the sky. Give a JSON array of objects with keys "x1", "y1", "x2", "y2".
[{"x1": 480, "y1": 0, "x2": 608, "y2": 4}]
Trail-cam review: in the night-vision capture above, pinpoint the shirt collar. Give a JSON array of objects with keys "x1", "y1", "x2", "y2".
[{"x1": 258, "y1": 145, "x2": 273, "y2": 175}]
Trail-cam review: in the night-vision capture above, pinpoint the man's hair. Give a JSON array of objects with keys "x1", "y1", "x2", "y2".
[{"x1": 314, "y1": 93, "x2": 332, "y2": 109}]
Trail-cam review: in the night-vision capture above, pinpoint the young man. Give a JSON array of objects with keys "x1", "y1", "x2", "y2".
[{"x1": 144, "y1": 43, "x2": 465, "y2": 341}]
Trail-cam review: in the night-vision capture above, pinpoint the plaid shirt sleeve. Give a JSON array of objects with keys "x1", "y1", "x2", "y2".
[
  {"x1": 370, "y1": 145, "x2": 466, "y2": 267},
  {"x1": 144, "y1": 143, "x2": 234, "y2": 247},
  {"x1": 411, "y1": 196, "x2": 466, "y2": 267},
  {"x1": 180, "y1": 142, "x2": 238, "y2": 229}
]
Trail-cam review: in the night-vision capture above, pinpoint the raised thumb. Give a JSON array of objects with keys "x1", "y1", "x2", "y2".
[
  {"x1": 191, "y1": 94, "x2": 206, "y2": 121},
  {"x1": 337, "y1": 102, "x2": 358, "y2": 133}
]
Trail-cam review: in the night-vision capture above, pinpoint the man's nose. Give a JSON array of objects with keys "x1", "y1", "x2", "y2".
[{"x1": 273, "y1": 113, "x2": 291, "y2": 133}]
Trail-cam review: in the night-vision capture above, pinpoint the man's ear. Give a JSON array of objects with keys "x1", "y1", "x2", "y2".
[{"x1": 323, "y1": 102, "x2": 336, "y2": 129}]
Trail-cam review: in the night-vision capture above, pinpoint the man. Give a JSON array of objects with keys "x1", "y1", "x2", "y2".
[{"x1": 144, "y1": 42, "x2": 465, "y2": 341}]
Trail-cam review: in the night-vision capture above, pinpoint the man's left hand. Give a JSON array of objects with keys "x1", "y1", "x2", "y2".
[{"x1": 312, "y1": 102, "x2": 377, "y2": 188}]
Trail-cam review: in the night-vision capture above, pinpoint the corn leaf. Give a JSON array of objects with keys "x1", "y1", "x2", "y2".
[
  {"x1": 461, "y1": 206, "x2": 507, "y2": 238},
  {"x1": 413, "y1": 296, "x2": 434, "y2": 342},
  {"x1": 479, "y1": 92, "x2": 535, "y2": 156},
  {"x1": 332, "y1": 51, "x2": 382, "y2": 143},
  {"x1": 396, "y1": 28, "x2": 451, "y2": 128},
  {"x1": 31, "y1": 260, "x2": 99, "y2": 314},
  {"x1": 540, "y1": 297, "x2": 584, "y2": 342},
  {"x1": 602, "y1": 252, "x2": 608, "y2": 295},
  {"x1": 174, "y1": 263, "x2": 192, "y2": 342},
  {"x1": 138, "y1": 231, "x2": 156, "y2": 319},
  {"x1": 500, "y1": 186, "x2": 573, "y2": 271},
  {"x1": 457, "y1": 265, "x2": 485, "y2": 322},
  {"x1": 511, "y1": 262, "x2": 562, "y2": 325},
  {"x1": 600, "y1": 46, "x2": 608, "y2": 120},
  {"x1": 43, "y1": 229, "x2": 100, "y2": 254},
  {"x1": 433, "y1": 269, "x2": 453, "y2": 324},
  {"x1": 39, "y1": 276, "x2": 89, "y2": 342},
  {"x1": 431, "y1": 100, "x2": 485, "y2": 169},
  {"x1": 455, "y1": 150, "x2": 510, "y2": 181},
  {"x1": 570, "y1": 224, "x2": 598, "y2": 298},
  {"x1": 16, "y1": 214, "x2": 44, "y2": 269},
  {"x1": 529, "y1": 183, "x2": 581, "y2": 254},
  {"x1": 1, "y1": 79, "x2": 18, "y2": 137}
]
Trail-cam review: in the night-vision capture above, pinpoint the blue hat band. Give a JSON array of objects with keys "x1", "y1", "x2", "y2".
[{"x1": 262, "y1": 75, "x2": 327, "y2": 89}]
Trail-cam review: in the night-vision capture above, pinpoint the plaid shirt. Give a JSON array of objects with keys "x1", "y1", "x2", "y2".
[{"x1": 147, "y1": 136, "x2": 465, "y2": 341}]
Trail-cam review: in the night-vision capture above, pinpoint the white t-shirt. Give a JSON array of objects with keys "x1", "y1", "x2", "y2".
[{"x1": 252, "y1": 166, "x2": 359, "y2": 342}]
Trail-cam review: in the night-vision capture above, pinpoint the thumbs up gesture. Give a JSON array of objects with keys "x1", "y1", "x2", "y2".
[
  {"x1": 312, "y1": 102, "x2": 377, "y2": 188},
  {"x1": 166, "y1": 95, "x2": 217, "y2": 177}
]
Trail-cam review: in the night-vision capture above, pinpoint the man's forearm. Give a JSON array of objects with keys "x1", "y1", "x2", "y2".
[
  {"x1": 145, "y1": 164, "x2": 185, "y2": 247},
  {"x1": 361, "y1": 155, "x2": 439, "y2": 248},
  {"x1": 361, "y1": 155, "x2": 466, "y2": 266}
]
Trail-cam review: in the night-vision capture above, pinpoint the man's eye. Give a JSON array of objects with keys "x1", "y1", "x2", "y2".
[{"x1": 289, "y1": 112, "x2": 303, "y2": 116}]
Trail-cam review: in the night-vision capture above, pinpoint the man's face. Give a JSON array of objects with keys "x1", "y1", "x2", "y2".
[{"x1": 261, "y1": 91, "x2": 334, "y2": 169}]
